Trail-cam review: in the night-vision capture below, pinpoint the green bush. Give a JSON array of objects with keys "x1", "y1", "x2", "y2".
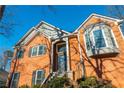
[
  {"x1": 78, "y1": 76, "x2": 112, "y2": 88},
  {"x1": 32, "y1": 84, "x2": 41, "y2": 88},
  {"x1": 19, "y1": 84, "x2": 30, "y2": 88},
  {"x1": 45, "y1": 76, "x2": 73, "y2": 88}
]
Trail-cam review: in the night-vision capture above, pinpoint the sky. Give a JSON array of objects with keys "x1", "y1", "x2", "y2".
[{"x1": 0, "y1": 5, "x2": 112, "y2": 54}]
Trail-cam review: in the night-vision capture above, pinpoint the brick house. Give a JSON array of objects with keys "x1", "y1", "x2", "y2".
[{"x1": 8, "y1": 13, "x2": 124, "y2": 88}]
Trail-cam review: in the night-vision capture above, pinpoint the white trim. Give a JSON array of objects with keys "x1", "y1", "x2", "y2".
[
  {"x1": 34, "y1": 70, "x2": 45, "y2": 85},
  {"x1": 109, "y1": 27, "x2": 119, "y2": 48},
  {"x1": 92, "y1": 28, "x2": 107, "y2": 49},
  {"x1": 66, "y1": 37, "x2": 70, "y2": 72},
  {"x1": 37, "y1": 21, "x2": 70, "y2": 34},
  {"x1": 30, "y1": 44, "x2": 46, "y2": 57},
  {"x1": 35, "y1": 70, "x2": 38, "y2": 85},
  {"x1": 102, "y1": 28, "x2": 108, "y2": 47},
  {"x1": 15, "y1": 21, "x2": 70, "y2": 46},
  {"x1": 84, "y1": 24, "x2": 119, "y2": 52},
  {"x1": 74, "y1": 13, "x2": 122, "y2": 33},
  {"x1": 51, "y1": 42, "x2": 54, "y2": 73},
  {"x1": 83, "y1": 31, "x2": 88, "y2": 53},
  {"x1": 16, "y1": 27, "x2": 35, "y2": 46}
]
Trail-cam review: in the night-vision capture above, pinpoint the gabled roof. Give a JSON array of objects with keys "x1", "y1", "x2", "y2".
[
  {"x1": 74, "y1": 13, "x2": 123, "y2": 33},
  {"x1": 15, "y1": 21, "x2": 70, "y2": 46}
]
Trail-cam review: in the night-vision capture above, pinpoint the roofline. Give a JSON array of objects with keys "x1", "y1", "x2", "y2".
[
  {"x1": 73, "y1": 13, "x2": 123, "y2": 33},
  {"x1": 36, "y1": 21, "x2": 70, "y2": 34},
  {"x1": 15, "y1": 20, "x2": 70, "y2": 47},
  {"x1": 15, "y1": 27, "x2": 35, "y2": 46}
]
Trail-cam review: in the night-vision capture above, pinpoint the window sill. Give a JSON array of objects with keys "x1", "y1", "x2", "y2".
[
  {"x1": 87, "y1": 47, "x2": 119, "y2": 58},
  {"x1": 30, "y1": 54, "x2": 46, "y2": 58}
]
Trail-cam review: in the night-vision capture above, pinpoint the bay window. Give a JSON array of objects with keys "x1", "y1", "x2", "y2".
[{"x1": 84, "y1": 24, "x2": 119, "y2": 57}]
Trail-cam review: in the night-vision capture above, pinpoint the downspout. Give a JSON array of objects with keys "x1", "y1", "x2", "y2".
[{"x1": 77, "y1": 30, "x2": 86, "y2": 80}]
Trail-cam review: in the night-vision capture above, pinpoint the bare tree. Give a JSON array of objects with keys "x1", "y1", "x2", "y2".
[
  {"x1": 107, "y1": 5, "x2": 124, "y2": 19},
  {"x1": 0, "y1": 5, "x2": 5, "y2": 20},
  {"x1": 0, "y1": 50, "x2": 13, "y2": 71}
]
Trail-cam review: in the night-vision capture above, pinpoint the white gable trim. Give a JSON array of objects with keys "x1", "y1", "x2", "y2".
[
  {"x1": 73, "y1": 13, "x2": 122, "y2": 33},
  {"x1": 15, "y1": 27, "x2": 35, "y2": 46},
  {"x1": 15, "y1": 21, "x2": 70, "y2": 47},
  {"x1": 36, "y1": 21, "x2": 70, "y2": 34}
]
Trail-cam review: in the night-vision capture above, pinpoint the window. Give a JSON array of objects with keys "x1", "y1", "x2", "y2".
[
  {"x1": 84, "y1": 24, "x2": 118, "y2": 56},
  {"x1": 18, "y1": 49, "x2": 24, "y2": 59},
  {"x1": 38, "y1": 45, "x2": 44, "y2": 55},
  {"x1": 30, "y1": 45, "x2": 46, "y2": 57},
  {"x1": 32, "y1": 70, "x2": 45, "y2": 86},
  {"x1": 32, "y1": 46, "x2": 38, "y2": 56},
  {"x1": 85, "y1": 33, "x2": 91, "y2": 50},
  {"x1": 11, "y1": 72, "x2": 20, "y2": 88},
  {"x1": 93, "y1": 30, "x2": 106, "y2": 48}
]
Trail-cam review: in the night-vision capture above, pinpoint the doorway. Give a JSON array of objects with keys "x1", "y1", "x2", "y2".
[{"x1": 53, "y1": 41, "x2": 67, "y2": 75}]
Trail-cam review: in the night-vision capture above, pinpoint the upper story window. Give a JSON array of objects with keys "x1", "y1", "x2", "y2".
[
  {"x1": 93, "y1": 29, "x2": 106, "y2": 48},
  {"x1": 32, "y1": 70, "x2": 45, "y2": 86},
  {"x1": 84, "y1": 24, "x2": 119, "y2": 57},
  {"x1": 11, "y1": 72, "x2": 20, "y2": 88},
  {"x1": 18, "y1": 49, "x2": 24, "y2": 59},
  {"x1": 29, "y1": 44, "x2": 46, "y2": 57}
]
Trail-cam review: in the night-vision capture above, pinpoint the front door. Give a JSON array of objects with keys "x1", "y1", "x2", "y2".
[{"x1": 56, "y1": 43, "x2": 67, "y2": 75}]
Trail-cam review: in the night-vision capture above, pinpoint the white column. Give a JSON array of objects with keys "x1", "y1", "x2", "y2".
[
  {"x1": 50, "y1": 42, "x2": 54, "y2": 73},
  {"x1": 66, "y1": 37, "x2": 70, "y2": 72}
]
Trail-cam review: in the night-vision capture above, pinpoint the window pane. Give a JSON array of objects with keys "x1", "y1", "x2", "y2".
[
  {"x1": 18, "y1": 50, "x2": 24, "y2": 58},
  {"x1": 32, "y1": 71, "x2": 36, "y2": 86},
  {"x1": 58, "y1": 44, "x2": 66, "y2": 52},
  {"x1": 32, "y1": 47, "x2": 37, "y2": 56},
  {"x1": 13, "y1": 73, "x2": 19, "y2": 80},
  {"x1": 93, "y1": 30, "x2": 106, "y2": 48},
  {"x1": 36, "y1": 80, "x2": 42, "y2": 85},
  {"x1": 36, "y1": 70, "x2": 45, "y2": 85},
  {"x1": 11, "y1": 73, "x2": 20, "y2": 88},
  {"x1": 37, "y1": 71, "x2": 42, "y2": 79},
  {"x1": 104, "y1": 27, "x2": 116, "y2": 47},
  {"x1": 38, "y1": 45, "x2": 44, "y2": 55},
  {"x1": 85, "y1": 34, "x2": 90, "y2": 50}
]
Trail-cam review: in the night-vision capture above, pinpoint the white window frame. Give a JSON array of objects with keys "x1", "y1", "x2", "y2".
[
  {"x1": 92, "y1": 26, "x2": 107, "y2": 49},
  {"x1": 84, "y1": 24, "x2": 118, "y2": 53},
  {"x1": 34, "y1": 70, "x2": 45, "y2": 85},
  {"x1": 31, "y1": 45, "x2": 46, "y2": 57}
]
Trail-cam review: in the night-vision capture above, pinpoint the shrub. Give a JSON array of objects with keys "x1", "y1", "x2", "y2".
[
  {"x1": 78, "y1": 76, "x2": 112, "y2": 88},
  {"x1": 19, "y1": 84, "x2": 30, "y2": 88},
  {"x1": 32, "y1": 84, "x2": 41, "y2": 88},
  {"x1": 45, "y1": 76, "x2": 73, "y2": 88}
]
